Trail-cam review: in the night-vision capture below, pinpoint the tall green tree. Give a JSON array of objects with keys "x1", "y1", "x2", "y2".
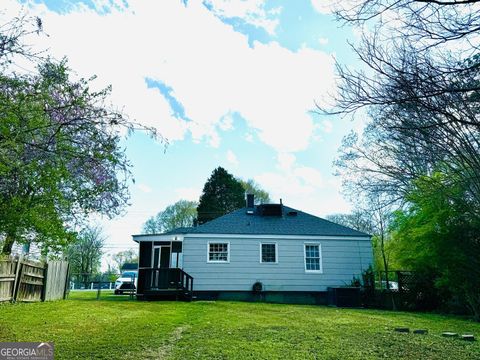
[
  {"x1": 66, "y1": 225, "x2": 105, "y2": 286},
  {"x1": 237, "y1": 179, "x2": 270, "y2": 204},
  {"x1": 111, "y1": 249, "x2": 138, "y2": 273},
  {"x1": 197, "y1": 167, "x2": 245, "y2": 224},
  {"x1": 390, "y1": 171, "x2": 480, "y2": 319},
  {"x1": 142, "y1": 200, "x2": 198, "y2": 234},
  {"x1": 0, "y1": 16, "x2": 156, "y2": 254}
]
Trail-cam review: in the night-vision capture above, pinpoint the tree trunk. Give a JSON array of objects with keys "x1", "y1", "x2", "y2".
[
  {"x1": 380, "y1": 232, "x2": 396, "y2": 310},
  {"x1": 466, "y1": 291, "x2": 480, "y2": 322},
  {"x1": 1, "y1": 233, "x2": 15, "y2": 255}
]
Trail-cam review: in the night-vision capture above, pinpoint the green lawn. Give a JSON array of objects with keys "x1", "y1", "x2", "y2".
[{"x1": 0, "y1": 291, "x2": 479, "y2": 359}]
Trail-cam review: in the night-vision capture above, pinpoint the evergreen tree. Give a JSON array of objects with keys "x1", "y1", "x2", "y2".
[{"x1": 197, "y1": 167, "x2": 245, "y2": 224}]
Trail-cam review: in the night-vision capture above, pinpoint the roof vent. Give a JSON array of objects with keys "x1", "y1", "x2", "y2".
[
  {"x1": 246, "y1": 193, "x2": 254, "y2": 214},
  {"x1": 259, "y1": 204, "x2": 283, "y2": 217},
  {"x1": 287, "y1": 211, "x2": 298, "y2": 216}
]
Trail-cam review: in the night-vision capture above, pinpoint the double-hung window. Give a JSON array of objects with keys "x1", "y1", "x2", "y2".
[
  {"x1": 304, "y1": 243, "x2": 322, "y2": 272},
  {"x1": 208, "y1": 242, "x2": 229, "y2": 263},
  {"x1": 260, "y1": 243, "x2": 277, "y2": 263}
]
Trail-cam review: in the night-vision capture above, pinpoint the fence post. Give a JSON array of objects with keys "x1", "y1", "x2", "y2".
[
  {"x1": 63, "y1": 262, "x2": 70, "y2": 299},
  {"x1": 397, "y1": 271, "x2": 403, "y2": 293},
  {"x1": 12, "y1": 255, "x2": 24, "y2": 303},
  {"x1": 41, "y1": 262, "x2": 48, "y2": 302},
  {"x1": 129, "y1": 275, "x2": 136, "y2": 300}
]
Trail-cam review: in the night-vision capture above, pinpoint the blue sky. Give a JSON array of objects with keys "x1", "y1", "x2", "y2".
[{"x1": 5, "y1": 0, "x2": 364, "y2": 265}]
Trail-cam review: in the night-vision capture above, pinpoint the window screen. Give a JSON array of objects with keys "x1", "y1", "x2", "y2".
[
  {"x1": 305, "y1": 244, "x2": 321, "y2": 271},
  {"x1": 261, "y1": 243, "x2": 277, "y2": 263},
  {"x1": 208, "y1": 243, "x2": 229, "y2": 262}
]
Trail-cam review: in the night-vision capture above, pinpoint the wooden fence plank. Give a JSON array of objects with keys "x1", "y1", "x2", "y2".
[
  {"x1": 0, "y1": 258, "x2": 17, "y2": 302},
  {"x1": 44, "y1": 261, "x2": 69, "y2": 301},
  {"x1": 16, "y1": 259, "x2": 44, "y2": 302},
  {"x1": 22, "y1": 272, "x2": 44, "y2": 279},
  {"x1": 0, "y1": 256, "x2": 69, "y2": 303},
  {"x1": 0, "y1": 274, "x2": 16, "y2": 278}
]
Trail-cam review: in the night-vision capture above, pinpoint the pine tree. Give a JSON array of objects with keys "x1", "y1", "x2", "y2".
[{"x1": 197, "y1": 167, "x2": 245, "y2": 224}]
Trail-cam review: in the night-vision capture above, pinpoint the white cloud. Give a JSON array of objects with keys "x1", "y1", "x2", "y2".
[
  {"x1": 205, "y1": 0, "x2": 281, "y2": 35},
  {"x1": 174, "y1": 187, "x2": 201, "y2": 202},
  {"x1": 226, "y1": 149, "x2": 239, "y2": 166},
  {"x1": 294, "y1": 166, "x2": 323, "y2": 187},
  {"x1": 258, "y1": 155, "x2": 322, "y2": 197},
  {"x1": 3, "y1": 0, "x2": 335, "y2": 154},
  {"x1": 255, "y1": 155, "x2": 349, "y2": 216},
  {"x1": 320, "y1": 119, "x2": 333, "y2": 133},
  {"x1": 256, "y1": 168, "x2": 350, "y2": 216},
  {"x1": 277, "y1": 152, "x2": 296, "y2": 171},
  {"x1": 1, "y1": 0, "x2": 346, "y2": 248},
  {"x1": 137, "y1": 183, "x2": 152, "y2": 193},
  {"x1": 310, "y1": 0, "x2": 339, "y2": 15},
  {"x1": 318, "y1": 37, "x2": 329, "y2": 45},
  {"x1": 218, "y1": 112, "x2": 234, "y2": 131}
]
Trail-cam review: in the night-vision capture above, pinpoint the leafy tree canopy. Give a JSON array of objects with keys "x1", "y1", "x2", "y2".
[
  {"x1": 390, "y1": 170, "x2": 480, "y2": 319},
  {"x1": 110, "y1": 249, "x2": 138, "y2": 273},
  {"x1": 141, "y1": 178, "x2": 271, "y2": 232},
  {"x1": 197, "y1": 167, "x2": 245, "y2": 224},
  {"x1": 0, "y1": 16, "x2": 156, "y2": 254},
  {"x1": 66, "y1": 225, "x2": 105, "y2": 285},
  {"x1": 142, "y1": 200, "x2": 198, "y2": 234},
  {"x1": 237, "y1": 178, "x2": 270, "y2": 204}
]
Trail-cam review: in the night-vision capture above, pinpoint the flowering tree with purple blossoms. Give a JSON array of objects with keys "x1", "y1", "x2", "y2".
[{"x1": 0, "y1": 16, "x2": 157, "y2": 255}]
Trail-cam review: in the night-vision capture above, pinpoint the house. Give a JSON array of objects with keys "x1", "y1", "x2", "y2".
[
  {"x1": 132, "y1": 195, "x2": 372, "y2": 304},
  {"x1": 121, "y1": 262, "x2": 138, "y2": 272}
]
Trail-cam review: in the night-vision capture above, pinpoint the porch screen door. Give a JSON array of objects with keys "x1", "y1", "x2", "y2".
[
  {"x1": 160, "y1": 246, "x2": 171, "y2": 268},
  {"x1": 152, "y1": 246, "x2": 171, "y2": 289}
]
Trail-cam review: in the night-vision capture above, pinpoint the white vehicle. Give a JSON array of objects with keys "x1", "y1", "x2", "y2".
[
  {"x1": 380, "y1": 280, "x2": 399, "y2": 291},
  {"x1": 114, "y1": 271, "x2": 138, "y2": 294}
]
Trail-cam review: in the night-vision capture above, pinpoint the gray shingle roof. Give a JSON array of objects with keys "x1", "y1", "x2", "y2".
[
  {"x1": 183, "y1": 205, "x2": 370, "y2": 237},
  {"x1": 162, "y1": 227, "x2": 195, "y2": 235}
]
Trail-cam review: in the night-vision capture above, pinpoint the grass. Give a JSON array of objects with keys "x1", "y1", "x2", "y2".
[{"x1": 0, "y1": 291, "x2": 479, "y2": 359}]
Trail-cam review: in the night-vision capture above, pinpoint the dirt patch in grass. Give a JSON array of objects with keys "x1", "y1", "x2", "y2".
[{"x1": 122, "y1": 326, "x2": 189, "y2": 360}]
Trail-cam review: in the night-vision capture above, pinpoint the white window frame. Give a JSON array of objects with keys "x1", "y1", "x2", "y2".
[
  {"x1": 259, "y1": 242, "x2": 278, "y2": 264},
  {"x1": 304, "y1": 242, "x2": 322, "y2": 273},
  {"x1": 207, "y1": 241, "x2": 230, "y2": 263}
]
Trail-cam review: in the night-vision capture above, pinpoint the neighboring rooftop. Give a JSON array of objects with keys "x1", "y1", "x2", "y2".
[
  {"x1": 121, "y1": 262, "x2": 138, "y2": 270},
  {"x1": 163, "y1": 227, "x2": 195, "y2": 235}
]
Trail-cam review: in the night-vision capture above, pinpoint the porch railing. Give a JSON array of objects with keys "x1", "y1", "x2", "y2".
[{"x1": 141, "y1": 268, "x2": 193, "y2": 294}]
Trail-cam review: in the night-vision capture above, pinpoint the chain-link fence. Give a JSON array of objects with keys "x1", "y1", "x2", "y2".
[{"x1": 68, "y1": 272, "x2": 137, "y2": 300}]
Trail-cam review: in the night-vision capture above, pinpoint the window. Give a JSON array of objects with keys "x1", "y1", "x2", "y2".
[
  {"x1": 208, "y1": 242, "x2": 229, "y2": 262},
  {"x1": 304, "y1": 244, "x2": 322, "y2": 272},
  {"x1": 260, "y1": 243, "x2": 277, "y2": 263}
]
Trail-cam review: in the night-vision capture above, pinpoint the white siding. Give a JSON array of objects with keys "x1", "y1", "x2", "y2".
[{"x1": 182, "y1": 236, "x2": 372, "y2": 292}]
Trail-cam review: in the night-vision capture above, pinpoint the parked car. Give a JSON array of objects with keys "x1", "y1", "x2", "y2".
[
  {"x1": 377, "y1": 281, "x2": 399, "y2": 291},
  {"x1": 114, "y1": 270, "x2": 138, "y2": 295}
]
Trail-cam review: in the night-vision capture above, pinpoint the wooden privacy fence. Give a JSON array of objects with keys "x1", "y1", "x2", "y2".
[{"x1": 0, "y1": 256, "x2": 69, "y2": 303}]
